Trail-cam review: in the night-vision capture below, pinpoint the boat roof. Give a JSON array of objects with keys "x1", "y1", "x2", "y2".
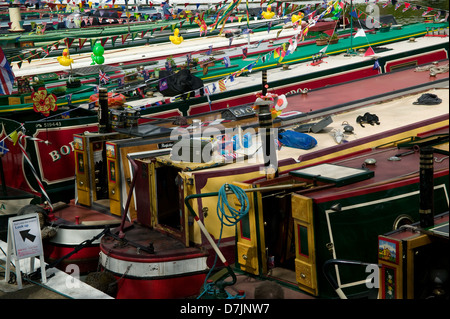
[
  {"x1": 166, "y1": 87, "x2": 449, "y2": 174},
  {"x1": 127, "y1": 36, "x2": 449, "y2": 110},
  {"x1": 290, "y1": 142, "x2": 448, "y2": 202},
  {"x1": 12, "y1": 21, "x2": 448, "y2": 80}
]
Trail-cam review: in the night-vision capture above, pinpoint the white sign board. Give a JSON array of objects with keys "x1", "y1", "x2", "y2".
[
  {"x1": 10, "y1": 214, "x2": 43, "y2": 259},
  {"x1": 5, "y1": 213, "x2": 46, "y2": 289}
]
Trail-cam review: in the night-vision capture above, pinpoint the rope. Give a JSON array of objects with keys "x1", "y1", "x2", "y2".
[
  {"x1": 18, "y1": 135, "x2": 54, "y2": 211},
  {"x1": 415, "y1": 63, "x2": 449, "y2": 74},
  {"x1": 198, "y1": 183, "x2": 249, "y2": 299},
  {"x1": 217, "y1": 183, "x2": 250, "y2": 227}
]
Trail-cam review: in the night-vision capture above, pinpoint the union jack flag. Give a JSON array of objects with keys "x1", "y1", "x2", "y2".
[
  {"x1": 0, "y1": 47, "x2": 15, "y2": 95},
  {"x1": 99, "y1": 69, "x2": 110, "y2": 85}
]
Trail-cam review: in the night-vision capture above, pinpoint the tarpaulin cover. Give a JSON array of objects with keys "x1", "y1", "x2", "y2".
[
  {"x1": 278, "y1": 130, "x2": 317, "y2": 150},
  {"x1": 158, "y1": 69, "x2": 204, "y2": 98}
]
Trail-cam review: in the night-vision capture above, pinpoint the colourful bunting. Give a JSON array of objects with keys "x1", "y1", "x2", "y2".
[
  {"x1": 218, "y1": 79, "x2": 226, "y2": 92},
  {"x1": 121, "y1": 33, "x2": 130, "y2": 44},
  {"x1": 100, "y1": 37, "x2": 109, "y2": 46},
  {"x1": 79, "y1": 38, "x2": 87, "y2": 49},
  {"x1": 364, "y1": 46, "x2": 375, "y2": 57},
  {"x1": 111, "y1": 35, "x2": 119, "y2": 47}
]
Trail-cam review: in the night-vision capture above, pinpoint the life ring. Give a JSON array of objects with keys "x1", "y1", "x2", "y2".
[{"x1": 89, "y1": 92, "x2": 126, "y2": 107}]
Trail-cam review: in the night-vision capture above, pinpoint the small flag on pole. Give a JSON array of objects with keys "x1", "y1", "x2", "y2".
[
  {"x1": 99, "y1": 69, "x2": 110, "y2": 85},
  {"x1": 0, "y1": 47, "x2": 15, "y2": 95},
  {"x1": 223, "y1": 56, "x2": 230, "y2": 68},
  {"x1": 242, "y1": 47, "x2": 248, "y2": 59},
  {"x1": 373, "y1": 59, "x2": 381, "y2": 73}
]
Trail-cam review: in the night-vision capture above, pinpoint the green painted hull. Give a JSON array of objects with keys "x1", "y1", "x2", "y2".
[
  {"x1": 313, "y1": 173, "x2": 450, "y2": 298},
  {"x1": 201, "y1": 22, "x2": 449, "y2": 82}
]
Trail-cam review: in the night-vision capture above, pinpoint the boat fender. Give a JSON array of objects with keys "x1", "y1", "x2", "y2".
[{"x1": 278, "y1": 130, "x2": 317, "y2": 150}]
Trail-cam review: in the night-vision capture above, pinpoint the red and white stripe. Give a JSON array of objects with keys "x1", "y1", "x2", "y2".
[{"x1": 18, "y1": 135, "x2": 54, "y2": 211}]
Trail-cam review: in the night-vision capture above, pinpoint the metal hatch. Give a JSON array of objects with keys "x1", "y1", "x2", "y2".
[
  {"x1": 72, "y1": 65, "x2": 122, "y2": 76},
  {"x1": 289, "y1": 164, "x2": 374, "y2": 187}
]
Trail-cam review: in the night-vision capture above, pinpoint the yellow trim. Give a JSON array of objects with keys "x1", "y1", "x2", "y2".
[
  {"x1": 233, "y1": 181, "x2": 260, "y2": 275},
  {"x1": 406, "y1": 234, "x2": 434, "y2": 299},
  {"x1": 292, "y1": 194, "x2": 318, "y2": 296},
  {"x1": 300, "y1": 120, "x2": 449, "y2": 167}
]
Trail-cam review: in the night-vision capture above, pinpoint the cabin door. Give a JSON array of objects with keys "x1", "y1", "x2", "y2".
[
  {"x1": 291, "y1": 193, "x2": 318, "y2": 296},
  {"x1": 233, "y1": 182, "x2": 266, "y2": 276},
  {"x1": 74, "y1": 135, "x2": 91, "y2": 206},
  {"x1": 152, "y1": 162, "x2": 188, "y2": 247}
]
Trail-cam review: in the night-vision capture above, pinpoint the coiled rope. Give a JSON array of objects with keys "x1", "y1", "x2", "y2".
[
  {"x1": 198, "y1": 183, "x2": 249, "y2": 299},
  {"x1": 217, "y1": 184, "x2": 250, "y2": 227},
  {"x1": 415, "y1": 63, "x2": 449, "y2": 74}
]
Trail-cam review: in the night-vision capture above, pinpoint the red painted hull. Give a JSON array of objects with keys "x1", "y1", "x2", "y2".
[
  {"x1": 113, "y1": 272, "x2": 207, "y2": 299},
  {"x1": 44, "y1": 244, "x2": 100, "y2": 274},
  {"x1": 158, "y1": 49, "x2": 449, "y2": 118},
  {"x1": 42, "y1": 201, "x2": 122, "y2": 273},
  {"x1": 99, "y1": 224, "x2": 209, "y2": 299}
]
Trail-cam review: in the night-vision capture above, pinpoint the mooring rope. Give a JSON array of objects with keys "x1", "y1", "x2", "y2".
[
  {"x1": 415, "y1": 63, "x2": 449, "y2": 74},
  {"x1": 198, "y1": 183, "x2": 249, "y2": 299}
]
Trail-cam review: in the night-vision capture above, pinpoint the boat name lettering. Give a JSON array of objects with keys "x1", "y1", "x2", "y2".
[
  {"x1": 38, "y1": 122, "x2": 63, "y2": 128},
  {"x1": 48, "y1": 141, "x2": 76, "y2": 162},
  {"x1": 158, "y1": 141, "x2": 175, "y2": 149}
]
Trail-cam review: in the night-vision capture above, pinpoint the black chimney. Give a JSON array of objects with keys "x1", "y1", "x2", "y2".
[{"x1": 419, "y1": 146, "x2": 434, "y2": 228}]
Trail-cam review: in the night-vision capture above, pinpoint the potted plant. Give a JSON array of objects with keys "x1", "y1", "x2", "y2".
[
  {"x1": 124, "y1": 70, "x2": 137, "y2": 82},
  {"x1": 200, "y1": 58, "x2": 215, "y2": 68},
  {"x1": 329, "y1": 33, "x2": 339, "y2": 44},
  {"x1": 315, "y1": 33, "x2": 329, "y2": 46},
  {"x1": 51, "y1": 86, "x2": 67, "y2": 97},
  {"x1": 379, "y1": 23, "x2": 391, "y2": 32},
  {"x1": 166, "y1": 56, "x2": 177, "y2": 68},
  {"x1": 154, "y1": 67, "x2": 161, "y2": 77},
  {"x1": 205, "y1": 56, "x2": 215, "y2": 67},
  {"x1": 191, "y1": 57, "x2": 199, "y2": 67}
]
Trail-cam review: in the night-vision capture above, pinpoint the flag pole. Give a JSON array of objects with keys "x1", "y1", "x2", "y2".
[
  {"x1": 350, "y1": 0, "x2": 353, "y2": 53},
  {"x1": 347, "y1": 0, "x2": 357, "y2": 55}
]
